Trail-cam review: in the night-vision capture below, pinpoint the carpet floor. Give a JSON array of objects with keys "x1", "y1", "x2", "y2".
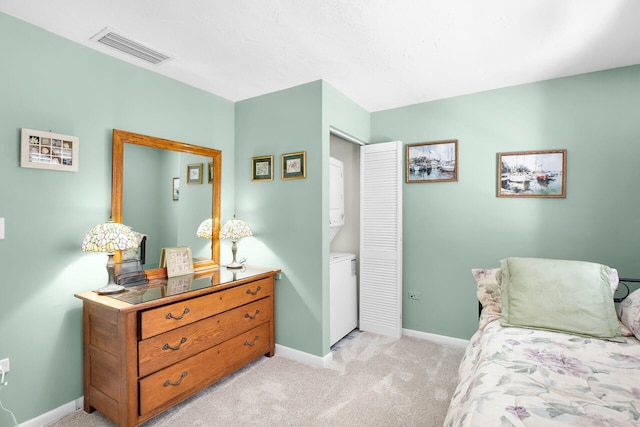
[{"x1": 48, "y1": 331, "x2": 465, "y2": 426}]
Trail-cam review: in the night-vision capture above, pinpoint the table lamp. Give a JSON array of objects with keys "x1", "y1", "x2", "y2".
[
  {"x1": 82, "y1": 221, "x2": 139, "y2": 294},
  {"x1": 196, "y1": 218, "x2": 213, "y2": 239},
  {"x1": 219, "y1": 216, "x2": 252, "y2": 269}
]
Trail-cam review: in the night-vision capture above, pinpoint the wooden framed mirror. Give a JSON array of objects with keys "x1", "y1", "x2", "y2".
[{"x1": 111, "y1": 129, "x2": 221, "y2": 270}]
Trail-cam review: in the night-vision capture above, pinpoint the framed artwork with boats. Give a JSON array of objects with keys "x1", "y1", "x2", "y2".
[
  {"x1": 498, "y1": 149, "x2": 566, "y2": 198},
  {"x1": 406, "y1": 139, "x2": 458, "y2": 183}
]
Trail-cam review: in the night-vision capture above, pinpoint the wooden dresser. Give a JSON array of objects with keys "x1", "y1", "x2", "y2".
[{"x1": 75, "y1": 266, "x2": 279, "y2": 427}]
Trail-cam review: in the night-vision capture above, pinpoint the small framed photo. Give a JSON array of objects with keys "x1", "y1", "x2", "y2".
[
  {"x1": 208, "y1": 162, "x2": 214, "y2": 184},
  {"x1": 282, "y1": 151, "x2": 306, "y2": 180},
  {"x1": 172, "y1": 177, "x2": 180, "y2": 201},
  {"x1": 252, "y1": 155, "x2": 273, "y2": 181},
  {"x1": 159, "y1": 246, "x2": 194, "y2": 278},
  {"x1": 187, "y1": 163, "x2": 203, "y2": 184},
  {"x1": 498, "y1": 149, "x2": 566, "y2": 198},
  {"x1": 406, "y1": 140, "x2": 458, "y2": 183},
  {"x1": 20, "y1": 128, "x2": 79, "y2": 172}
]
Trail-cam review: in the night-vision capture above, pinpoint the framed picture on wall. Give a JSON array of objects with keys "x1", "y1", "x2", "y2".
[
  {"x1": 406, "y1": 140, "x2": 458, "y2": 183},
  {"x1": 20, "y1": 128, "x2": 79, "y2": 172},
  {"x1": 282, "y1": 151, "x2": 306, "y2": 180},
  {"x1": 497, "y1": 149, "x2": 566, "y2": 198},
  {"x1": 252, "y1": 155, "x2": 273, "y2": 181},
  {"x1": 208, "y1": 162, "x2": 214, "y2": 184},
  {"x1": 172, "y1": 177, "x2": 180, "y2": 201},
  {"x1": 187, "y1": 163, "x2": 203, "y2": 184}
]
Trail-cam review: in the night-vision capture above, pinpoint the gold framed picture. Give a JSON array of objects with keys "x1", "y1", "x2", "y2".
[
  {"x1": 406, "y1": 139, "x2": 458, "y2": 183},
  {"x1": 187, "y1": 163, "x2": 203, "y2": 184},
  {"x1": 282, "y1": 151, "x2": 306, "y2": 180},
  {"x1": 497, "y1": 149, "x2": 566, "y2": 198},
  {"x1": 252, "y1": 155, "x2": 273, "y2": 181}
]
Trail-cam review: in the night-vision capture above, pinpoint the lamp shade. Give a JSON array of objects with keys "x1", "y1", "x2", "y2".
[
  {"x1": 196, "y1": 218, "x2": 213, "y2": 239},
  {"x1": 82, "y1": 221, "x2": 139, "y2": 295},
  {"x1": 219, "y1": 217, "x2": 252, "y2": 269},
  {"x1": 82, "y1": 221, "x2": 138, "y2": 253},
  {"x1": 219, "y1": 218, "x2": 252, "y2": 241}
]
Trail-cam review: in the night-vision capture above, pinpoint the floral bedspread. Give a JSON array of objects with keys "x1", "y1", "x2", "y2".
[{"x1": 444, "y1": 318, "x2": 640, "y2": 426}]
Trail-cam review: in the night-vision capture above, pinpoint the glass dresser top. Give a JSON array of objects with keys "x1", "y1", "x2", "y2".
[{"x1": 108, "y1": 266, "x2": 271, "y2": 305}]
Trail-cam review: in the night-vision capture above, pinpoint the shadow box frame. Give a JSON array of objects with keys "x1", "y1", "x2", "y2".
[{"x1": 20, "y1": 128, "x2": 79, "y2": 172}]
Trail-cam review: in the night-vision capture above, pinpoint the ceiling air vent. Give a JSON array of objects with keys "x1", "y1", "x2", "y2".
[{"x1": 90, "y1": 27, "x2": 172, "y2": 65}]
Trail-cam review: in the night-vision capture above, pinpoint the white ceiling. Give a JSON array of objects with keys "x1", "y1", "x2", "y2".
[{"x1": 2, "y1": 0, "x2": 639, "y2": 112}]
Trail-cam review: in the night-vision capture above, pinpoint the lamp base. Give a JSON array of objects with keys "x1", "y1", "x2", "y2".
[
  {"x1": 225, "y1": 261, "x2": 244, "y2": 269},
  {"x1": 226, "y1": 240, "x2": 244, "y2": 269},
  {"x1": 94, "y1": 283, "x2": 126, "y2": 295}
]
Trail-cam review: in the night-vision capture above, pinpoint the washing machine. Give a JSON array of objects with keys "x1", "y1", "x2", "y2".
[{"x1": 330, "y1": 252, "x2": 358, "y2": 346}]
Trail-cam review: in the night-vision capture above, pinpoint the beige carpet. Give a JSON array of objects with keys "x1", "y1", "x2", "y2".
[{"x1": 48, "y1": 331, "x2": 465, "y2": 427}]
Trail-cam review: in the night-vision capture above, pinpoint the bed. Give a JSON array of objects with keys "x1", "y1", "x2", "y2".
[{"x1": 444, "y1": 257, "x2": 640, "y2": 427}]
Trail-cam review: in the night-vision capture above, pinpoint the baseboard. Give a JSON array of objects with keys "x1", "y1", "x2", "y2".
[
  {"x1": 402, "y1": 328, "x2": 469, "y2": 348},
  {"x1": 275, "y1": 343, "x2": 334, "y2": 368},
  {"x1": 21, "y1": 397, "x2": 83, "y2": 427}
]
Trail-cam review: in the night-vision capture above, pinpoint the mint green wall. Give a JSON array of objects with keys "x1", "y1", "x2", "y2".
[
  {"x1": 321, "y1": 82, "x2": 370, "y2": 348},
  {"x1": 235, "y1": 82, "x2": 325, "y2": 356},
  {"x1": 234, "y1": 81, "x2": 369, "y2": 357},
  {"x1": 371, "y1": 65, "x2": 640, "y2": 340},
  {"x1": 0, "y1": 13, "x2": 234, "y2": 425},
  {"x1": 3, "y1": 9, "x2": 640, "y2": 426}
]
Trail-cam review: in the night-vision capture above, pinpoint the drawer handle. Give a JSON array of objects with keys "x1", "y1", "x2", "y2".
[
  {"x1": 166, "y1": 307, "x2": 190, "y2": 320},
  {"x1": 244, "y1": 336, "x2": 260, "y2": 347},
  {"x1": 244, "y1": 310, "x2": 261, "y2": 320},
  {"x1": 162, "y1": 337, "x2": 187, "y2": 351},
  {"x1": 163, "y1": 371, "x2": 188, "y2": 387},
  {"x1": 246, "y1": 286, "x2": 262, "y2": 296}
]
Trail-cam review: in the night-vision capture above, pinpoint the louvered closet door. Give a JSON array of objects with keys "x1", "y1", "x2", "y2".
[{"x1": 359, "y1": 141, "x2": 403, "y2": 339}]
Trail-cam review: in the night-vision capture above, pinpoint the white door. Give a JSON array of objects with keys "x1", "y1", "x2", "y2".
[{"x1": 359, "y1": 141, "x2": 403, "y2": 339}]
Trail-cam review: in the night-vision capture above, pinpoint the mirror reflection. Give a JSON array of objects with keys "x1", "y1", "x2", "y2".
[{"x1": 111, "y1": 130, "x2": 221, "y2": 269}]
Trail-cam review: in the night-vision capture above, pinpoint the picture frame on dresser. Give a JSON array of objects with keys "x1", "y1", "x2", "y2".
[{"x1": 159, "y1": 246, "x2": 194, "y2": 277}]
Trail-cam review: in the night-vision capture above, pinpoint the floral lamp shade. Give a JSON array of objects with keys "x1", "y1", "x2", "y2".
[
  {"x1": 196, "y1": 218, "x2": 213, "y2": 239},
  {"x1": 82, "y1": 221, "x2": 139, "y2": 295},
  {"x1": 219, "y1": 218, "x2": 252, "y2": 241},
  {"x1": 82, "y1": 221, "x2": 138, "y2": 252},
  {"x1": 219, "y1": 217, "x2": 252, "y2": 269}
]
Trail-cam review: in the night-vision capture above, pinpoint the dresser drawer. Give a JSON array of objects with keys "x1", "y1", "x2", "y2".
[
  {"x1": 140, "y1": 277, "x2": 273, "y2": 339},
  {"x1": 139, "y1": 322, "x2": 271, "y2": 416},
  {"x1": 138, "y1": 297, "x2": 272, "y2": 376}
]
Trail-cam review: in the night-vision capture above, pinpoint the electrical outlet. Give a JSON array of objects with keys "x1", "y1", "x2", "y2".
[
  {"x1": 0, "y1": 358, "x2": 9, "y2": 373},
  {"x1": 408, "y1": 291, "x2": 421, "y2": 300}
]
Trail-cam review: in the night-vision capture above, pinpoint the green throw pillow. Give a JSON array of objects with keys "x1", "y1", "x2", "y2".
[{"x1": 500, "y1": 257, "x2": 622, "y2": 340}]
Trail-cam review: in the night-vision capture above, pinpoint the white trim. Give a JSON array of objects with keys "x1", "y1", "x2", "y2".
[
  {"x1": 402, "y1": 328, "x2": 469, "y2": 348},
  {"x1": 329, "y1": 126, "x2": 366, "y2": 146},
  {"x1": 21, "y1": 397, "x2": 83, "y2": 427},
  {"x1": 275, "y1": 343, "x2": 334, "y2": 368}
]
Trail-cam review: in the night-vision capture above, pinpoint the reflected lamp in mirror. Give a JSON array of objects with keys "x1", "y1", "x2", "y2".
[
  {"x1": 196, "y1": 218, "x2": 213, "y2": 239},
  {"x1": 82, "y1": 221, "x2": 139, "y2": 295},
  {"x1": 219, "y1": 217, "x2": 252, "y2": 269}
]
